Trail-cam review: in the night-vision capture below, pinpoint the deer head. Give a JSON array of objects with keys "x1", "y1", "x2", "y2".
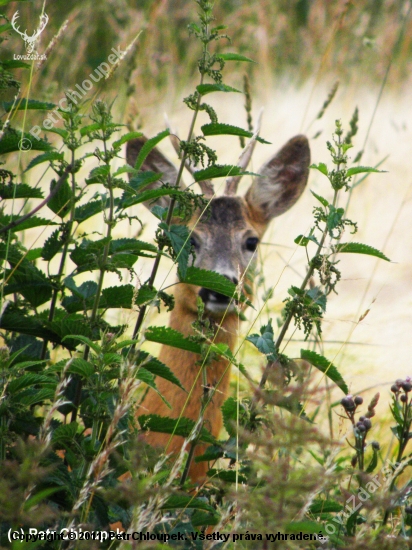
[
  {"x1": 126, "y1": 134, "x2": 310, "y2": 316},
  {"x1": 11, "y1": 11, "x2": 49, "y2": 53}
]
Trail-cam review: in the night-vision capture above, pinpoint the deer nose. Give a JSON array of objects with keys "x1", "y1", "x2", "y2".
[{"x1": 198, "y1": 275, "x2": 239, "y2": 305}]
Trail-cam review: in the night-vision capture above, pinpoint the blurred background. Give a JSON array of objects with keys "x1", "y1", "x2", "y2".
[{"x1": 2, "y1": 0, "x2": 412, "y2": 420}]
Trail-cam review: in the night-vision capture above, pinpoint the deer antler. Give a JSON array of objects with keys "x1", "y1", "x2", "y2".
[
  {"x1": 11, "y1": 11, "x2": 49, "y2": 53},
  {"x1": 224, "y1": 107, "x2": 263, "y2": 196},
  {"x1": 29, "y1": 12, "x2": 49, "y2": 42}
]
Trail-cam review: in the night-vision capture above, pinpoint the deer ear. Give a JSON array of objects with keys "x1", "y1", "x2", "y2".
[
  {"x1": 126, "y1": 136, "x2": 184, "y2": 210},
  {"x1": 245, "y1": 135, "x2": 310, "y2": 223}
]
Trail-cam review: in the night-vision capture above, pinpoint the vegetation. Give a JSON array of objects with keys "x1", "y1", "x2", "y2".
[{"x1": 0, "y1": 0, "x2": 411, "y2": 549}]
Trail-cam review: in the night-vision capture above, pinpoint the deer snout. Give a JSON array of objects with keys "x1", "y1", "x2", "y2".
[{"x1": 198, "y1": 275, "x2": 239, "y2": 314}]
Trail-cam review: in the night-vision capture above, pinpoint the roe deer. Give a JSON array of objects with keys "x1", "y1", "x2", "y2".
[{"x1": 126, "y1": 133, "x2": 310, "y2": 481}]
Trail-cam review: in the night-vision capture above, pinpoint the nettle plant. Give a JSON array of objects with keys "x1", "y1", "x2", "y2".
[{"x1": 0, "y1": 1, "x2": 411, "y2": 548}]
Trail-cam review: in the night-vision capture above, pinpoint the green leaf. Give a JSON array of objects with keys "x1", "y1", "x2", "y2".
[
  {"x1": 119, "y1": 186, "x2": 176, "y2": 209},
  {"x1": 334, "y1": 242, "x2": 390, "y2": 261},
  {"x1": 201, "y1": 123, "x2": 270, "y2": 144},
  {"x1": 179, "y1": 266, "x2": 252, "y2": 307},
  {"x1": 67, "y1": 358, "x2": 94, "y2": 378},
  {"x1": 196, "y1": 83, "x2": 241, "y2": 95},
  {"x1": 144, "y1": 326, "x2": 202, "y2": 354},
  {"x1": 8, "y1": 373, "x2": 55, "y2": 394},
  {"x1": 216, "y1": 52, "x2": 256, "y2": 63},
  {"x1": 23, "y1": 487, "x2": 60, "y2": 512},
  {"x1": 294, "y1": 235, "x2": 309, "y2": 246},
  {"x1": 346, "y1": 166, "x2": 386, "y2": 177},
  {"x1": 161, "y1": 495, "x2": 215, "y2": 512},
  {"x1": 0, "y1": 183, "x2": 43, "y2": 200},
  {"x1": 25, "y1": 151, "x2": 64, "y2": 172},
  {"x1": 1, "y1": 99, "x2": 56, "y2": 112},
  {"x1": 132, "y1": 129, "x2": 170, "y2": 170},
  {"x1": 112, "y1": 131, "x2": 143, "y2": 149},
  {"x1": 0, "y1": 126, "x2": 52, "y2": 154},
  {"x1": 4, "y1": 261, "x2": 53, "y2": 307},
  {"x1": 85, "y1": 165, "x2": 110, "y2": 185},
  {"x1": 138, "y1": 414, "x2": 215, "y2": 444},
  {"x1": 310, "y1": 190, "x2": 329, "y2": 207},
  {"x1": 310, "y1": 162, "x2": 328, "y2": 176},
  {"x1": 1, "y1": 59, "x2": 30, "y2": 68},
  {"x1": 164, "y1": 224, "x2": 192, "y2": 278},
  {"x1": 309, "y1": 499, "x2": 343, "y2": 515},
  {"x1": 221, "y1": 397, "x2": 238, "y2": 437},
  {"x1": 206, "y1": 468, "x2": 247, "y2": 483},
  {"x1": 25, "y1": 248, "x2": 42, "y2": 261},
  {"x1": 62, "y1": 335, "x2": 101, "y2": 354},
  {"x1": 193, "y1": 164, "x2": 258, "y2": 182},
  {"x1": 0, "y1": 214, "x2": 57, "y2": 233},
  {"x1": 246, "y1": 319, "x2": 276, "y2": 359},
  {"x1": 366, "y1": 447, "x2": 379, "y2": 473},
  {"x1": 301, "y1": 349, "x2": 348, "y2": 394},
  {"x1": 74, "y1": 198, "x2": 109, "y2": 223},
  {"x1": 136, "y1": 351, "x2": 185, "y2": 390},
  {"x1": 62, "y1": 284, "x2": 134, "y2": 313},
  {"x1": 47, "y1": 176, "x2": 73, "y2": 218}
]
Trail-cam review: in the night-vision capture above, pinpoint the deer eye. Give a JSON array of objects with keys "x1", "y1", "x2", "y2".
[
  {"x1": 245, "y1": 237, "x2": 259, "y2": 252},
  {"x1": 190, "y1": 236, "x2": 199, "y2": 250}
]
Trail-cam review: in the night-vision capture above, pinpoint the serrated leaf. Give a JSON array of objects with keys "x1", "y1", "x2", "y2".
[
  {"x1": 179, "y1": 266, "x2": 252, "y2": 307},
  {"x1": 25, "y1": 151, "x2": 64, "y2": 172},
  {"x1": 201, "y1": 123, "x2": 270, "y2": 144},
  {"x1": 0, "y1": 126, "x2": 52, "y2": 154},
  {"x1": 85, "y1": 165, "x2": 110, "y2": 185},
  {"x1": 138, "y1": 414, "x2": 215, "y2": 444},
  {"x1": 1, "y1": 99, "x2": 56, "y2": 112},
  {"x1": 310, "y1": 190, "x2": 329, "y2": 207},
  {"x1": 80, "y1": 122, "x2": 122, "y2": 137},
  {"x1": 196, "y1": 83, "x2": 241, "y2": 95},
  {"x1": 193, "y1": 164, "x2": 258, "y2": 182},
  {"x1": 42, "y1": 229, "x2": 62, "y2": 261},
  {"x1": 67, "y1": 358, "x2": 94, "y2": 378},
  {"x1": 164, "y1": 224, "x2": 192, "y2": 278},
  {"x1": 62, "y1": 335, "x2": 101, "y2": 354},
  {"x1": 246, "y1": 319, "x2": 276, "y2": 359},
  {"x1": 221, "y1": 397, "x2": 238, "y2": 437},
  {"x1": 8, "y1": 373, "x2": 55, "y2": 394},
  {"x1": 310, "y1": 162, "x2": 328, "y2": 176},
  {"x1": 216, "y1": 52, "x2": 256, "y2": 63},
  {"x1": 136, "y1": 352, "x2": 186, "y2": 391},
  {"x1": 334, "y1": 242, "x2": 390, "y2": 261},
  {"x1": 4, "y1": 261, "x2": 53, "y2": 307},
  {"x1": 112, "y1": 131, "x2": 143, "y2": 149},
  {"x1": 47, "y1": 176, "x2": 73, "y2": 218},
  {"x1": 74, "y1": 198, "x2": 109, "y2": 223},
  {"x1": 0, "y1": 182, "x2": 44, "y2": 199},
  {"x1": 144, "y1": 326, "x2": 202, "y2": 354},
  {"x1": 120, "y1": 186, "x2": 176, "y2": 209},
  {"x1": 52, "y1": 422, "x2": 78, "y2": 442},
  {"x1": 346, "y1": 166, "x2": 385, "y2": 177},
  {"x1": 161, "y1": 495, "x2": 215, "y2": 512},
  {"x1": 0, "y1": 214, "x2": 57, "y2": 232},
  {"x1": 24, "y1": 248, "x2": 42, "y2": 261},
  {"x1": 301, "y1": 349, "x2": 348, "y2": 394},
  {"x1": 132, "y1": 129, "x2": 170, "y2": 170}
]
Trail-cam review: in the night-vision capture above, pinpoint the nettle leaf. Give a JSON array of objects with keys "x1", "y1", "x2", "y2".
[
  {"x1": 310, "y1": 162, "x2": 328, "y2": 176},
  {"x1": 307, "y1": 286, "x2": 327, "y2": 312},
  {"x1": 145, "y1": 326, "x2": 202, "y2": 354},
  {"x1": 63, "y1": 284, "x2": 134, "y2": 313},
  {"x1": 4, "y1": 261, "x2": 53, "y2": 307},
  {"x1": 161, "y1": 495, "x2": 215, "y2": 512},
  {"x1": 121, "y1": 171, "x2": 162, "y2": 197},
  {"x1": 310, "y1": 190, "x2": 329, "y2": 207},
  {"x1": 246, "y1": 319, "x2": 276, "y2": 359},
  {"x1": 334, "y1": 242, "x2": 390, "y2": 261},
  {"x1": 194, "y1": 164, "x2": 258, "y2": 182},
  {"x1": 201, "y1": 123, "x2": 270, "y2": 144},
  {"x1": 85, "y1": 165, "x2": 110, "y2": 185},
  {"x1": 135, "y1": 284, "x2": 157, "y2": 306},
  {"x1": 52, "y1": 422, "x2": 79, "y2": 443},
  {"x1": 112, "y1": 131, "x2": 143, "y2": 149},
  {"x1": 47, "y1": 176, "x2": 73, "y2": 218},
  {"x1": 137, "y1": 352, "x2": 185, "y2": 391},
  {"x1": 0, "y1": 183, "x2": 44, "y2": 200},
  {"x1": 1, "y1": 98, "x2": 56, "y2": 112},
  {"x1": 301, "y1": 350, "x2": 349, "y2": 394},
  {"x1": 196, "y1": 83, "x2": 241, "y2": 95},
  {"x1": 42, "y1": 229, "x2": 63, "y2": 261},
  {"x1": 74, "y1": 198, "x2": 109, "y2": 223},
  {"x1": 138, "y1": 414, "x2": 215, "y2": 444},
  {"x1": 110, "y1": 238, "x2": 157, "y2": 256},
  {"x1": 0, "y1": 214, "x2": 57, "y2": 232},
  {"x1": 294, "y1": 235, "x2": 310, "y2": 246},
  {"x1": 216, "y1": 52, "x2": 256, "y2": 63},
  {"x1": 132, "y1": 129, "x2": 170, "y2": 170},
  {"x1": 346, "y1": 166, "x2": 386, "y2": 177},
  {"x1": 0, "y1": 127, "x2": 52, "y2": 154},
  {"x1": 119, "y1": 186, "x2": 175, "y2": 209},
  {"x1": 180, "y1": 267, "x2": 252, "y2": 307},
  {"x1": 80, "y1": 122, "x2": 122, "y2": 137},
  {"x1": 25, "y1": 151, "x2": 64, "y2": 172},
  {"x1": 67, "y1": 358, "x2": 94, "y2": 378},
  {"x1": 163, "y1": 224, "x2": 192, "y2": 278},
  {"x1": 221, "y1": 397, "x2": 238, "y2": 437}
]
